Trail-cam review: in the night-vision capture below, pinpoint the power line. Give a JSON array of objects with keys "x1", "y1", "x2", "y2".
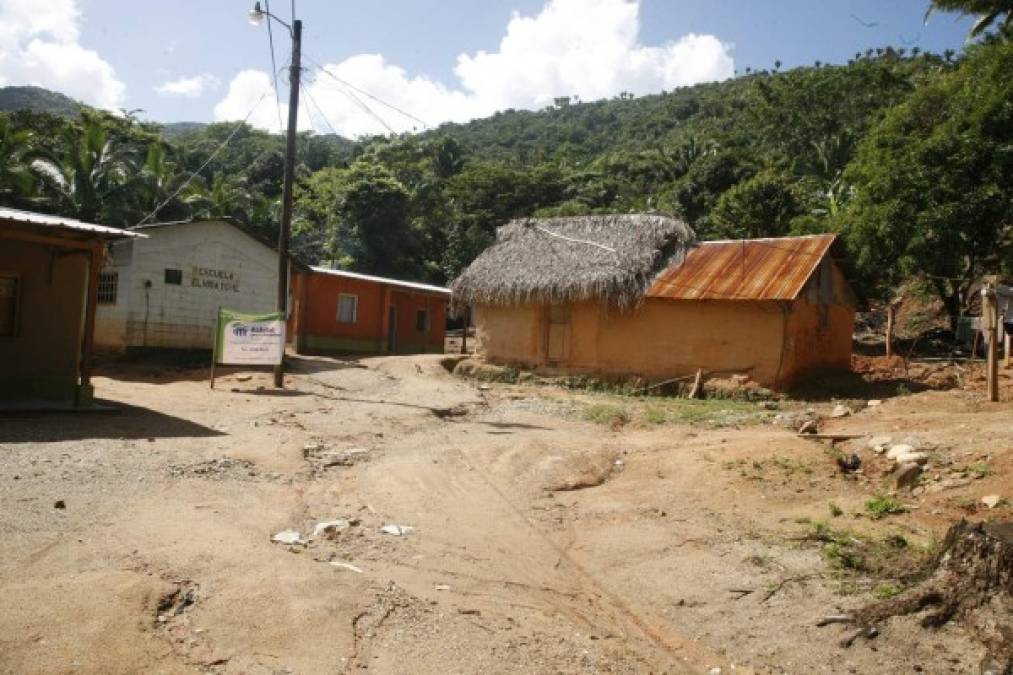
[
  {"x1": 309, "y1": 70, "x2": 395, "y2": 134},
  {"x1": 264, "y1": 0, "x2": 285, "y2": 133},
  {"x1": 306, "y1": 56, "x2": 430, "y2": 130},
  {"x1": 300, "y1": 81, "x2": 339, "y2": 136},
  {"x1": 134, "y1": 90, "x2": 270, "y2": 228}
]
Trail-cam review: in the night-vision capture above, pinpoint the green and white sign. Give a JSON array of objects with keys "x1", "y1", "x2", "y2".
[{"x1": 214, "y1": 309, "x2": 286, "y2": 365}]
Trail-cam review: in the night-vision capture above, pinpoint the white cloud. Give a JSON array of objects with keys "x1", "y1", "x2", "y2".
[
  {"x1": 215, "y1": 0, "x2": 734, "y2": 137},
  {"x1": 213, "y1": 69, "x2": 290, "y2": 134},
  {"x1": 155, "y1": 73, "x2": 220, "y2": 98},
  {"x1": 0, "y1": 0, "x2": 124, "y2": 110}
]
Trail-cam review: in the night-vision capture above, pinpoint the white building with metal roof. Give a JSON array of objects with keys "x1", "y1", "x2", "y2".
[{"x1": 94, "y1": 218, "x2": 291, "y2": 351}]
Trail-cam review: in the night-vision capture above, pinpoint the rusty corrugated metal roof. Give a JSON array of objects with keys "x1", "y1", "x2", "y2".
[{"x1": 646, "y1": 234, "x2": 838, "y2": 301}]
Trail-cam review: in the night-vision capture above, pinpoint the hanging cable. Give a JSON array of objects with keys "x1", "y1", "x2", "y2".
[
  {"x1": 301, "y1": 81, "x2": 340, "y2": 136},
  {"x1": 264, "y1": 0, "x2": 285, "y2": 133},
  {"x1": 306, "y1": 56, "x2": 430, "y2": 130},
  {"x1": 310, "y1": 70, "x2": 395, "y2": 134},
  {"x1": 134, "y1": 90, "x2": 270, "y2": 227}
]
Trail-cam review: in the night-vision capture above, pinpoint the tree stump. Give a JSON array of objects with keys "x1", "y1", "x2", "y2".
[{"x1": 820, "y1": 520, "x2": 1013, "y2": 673}]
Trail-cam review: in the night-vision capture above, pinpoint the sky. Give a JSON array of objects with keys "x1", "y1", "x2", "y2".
[{"x1": 0, "y1": 0, "x2": 976, "y2": 137}]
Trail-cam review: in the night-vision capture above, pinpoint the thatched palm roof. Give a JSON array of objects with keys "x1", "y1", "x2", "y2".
[{"x1": 450, "y1": 214, "x2": 695, "y2": 310}]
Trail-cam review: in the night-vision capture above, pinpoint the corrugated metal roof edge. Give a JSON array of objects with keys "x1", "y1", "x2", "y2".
[
  {"x1": 310, "y1": 266, "x2": 451, "y2": 296},
  {"x1": 646, "y1": 233, "x2": 845, "y2": 302},
  {"x1": 0, "y1": 207, "x2": 145, "y2": 239}
]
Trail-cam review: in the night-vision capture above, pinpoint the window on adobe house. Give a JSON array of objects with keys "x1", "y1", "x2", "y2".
[
  {"x1": 97, "y1": 271, "x2": 118, "y2": 304},
  {"x1": 337, "y1": 294, "x2": 358, "y2": 324},
  {"x1": 164, "y1": 268, "x2": 182, "y2": 285},
  {"x1": 0, "y1": 273, "x2": 18, "y2": 337},
  {"x1": 416, "y1": 308, "x2": 430, "y2": 333}
]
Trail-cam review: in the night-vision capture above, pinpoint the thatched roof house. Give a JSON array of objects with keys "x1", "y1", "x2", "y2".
[
  {"x1": 452, "y1": 215, "x2": 858, "y2": 390},
  {"x1": 450, "y1": 214, "x2": 695, "y2": 311}
]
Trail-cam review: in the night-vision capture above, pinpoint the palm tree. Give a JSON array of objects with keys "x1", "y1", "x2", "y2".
[
  {"x1": 184, "y1": 172, "x2": 255, "y2": 222},
  {"x1": 131, "y1": 141, "x2": 190, "y2": 223},
  {"x1": 35, "y1": 113, "x2": 138, "y2": 223},
  {"x1": 926, "y1": 0, "x2": 1013, "y2": 38},
  {"x1": 0, "y1": 116, "x2": 44, "y2": 205}
]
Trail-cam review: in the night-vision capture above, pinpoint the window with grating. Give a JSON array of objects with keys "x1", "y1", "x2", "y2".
[{"x1": 97, "y1": 271, "x2": 118, "y2": 304}]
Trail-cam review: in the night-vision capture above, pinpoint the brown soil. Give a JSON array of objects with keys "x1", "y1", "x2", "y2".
[{"x1": 1, "y1": 353, "x2": 1010, "y2": 674}]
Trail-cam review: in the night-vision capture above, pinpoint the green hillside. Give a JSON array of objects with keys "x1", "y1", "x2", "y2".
[
  {"x1": 1, "y1": 39, "x2": 1011, "y2": 319},
  {"x1": 0, "y1": 86, "x2": 81, "y2": 117}
]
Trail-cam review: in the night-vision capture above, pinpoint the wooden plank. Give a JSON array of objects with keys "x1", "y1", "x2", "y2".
[
  {"x1": 799, "y1": 433, "x2": 865, "y2": 441},
  {"x1": 78, "y1": 244, "x2": 103, "y2": 389}
]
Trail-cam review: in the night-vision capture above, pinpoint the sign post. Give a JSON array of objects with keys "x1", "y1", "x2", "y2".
[{"x1": 210, "y1": 309, "x2": 286, "y2": 389}]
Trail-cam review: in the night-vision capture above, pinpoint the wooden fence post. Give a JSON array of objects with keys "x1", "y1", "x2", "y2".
[{"x1": 982, "y1": 280, "x2": 999, "y2": 402}]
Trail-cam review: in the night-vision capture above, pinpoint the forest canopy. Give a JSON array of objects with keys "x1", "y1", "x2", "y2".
[{"x1": 1, "y1": 29, "x2": 1012, "y2": 317}]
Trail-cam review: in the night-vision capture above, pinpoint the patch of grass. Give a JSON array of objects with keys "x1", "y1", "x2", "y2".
[
  {"x1": 644, "y1": 407, "x2": 668, "y2": 425},
  {"x1": 801, "y1": 521, "x2": 934, "y2": 584},
  {"x1": 583, "y1": 404, "x2": 631, "y2": 428},
  {"x1": 865, "y1": 496, "x2": 907, "y2": 519},
  {"x1": 967, "y1": 461, "x2": 992, "y2": 478},
  {"x1": 668, "y1": 399, "x2": 762, "y2": 427},
  {"x1": 873, "y1": 583, "x2": 903, "y2": 599},
  {"x1": 828, "y1": 502, "x2": 844, "y2": 518},
  {"x1": 769, "y1": 455, "x2": 813, "y2": 476}
]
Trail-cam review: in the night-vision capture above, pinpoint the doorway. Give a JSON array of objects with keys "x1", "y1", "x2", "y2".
[
  {"x1": 545, "y1": 304, "x2": 570, "y2": 363},
  {"x1": 387, "y1": 305, "x2": 397, "y2": 353}
]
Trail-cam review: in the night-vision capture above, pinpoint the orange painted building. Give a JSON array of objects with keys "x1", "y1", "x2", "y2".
[
  {"x1": 288, "y1": 267, "x2": 449, "y2": 355},
  {"x1": 451, "y1": 215, "x2": 861, "y2": 390}
]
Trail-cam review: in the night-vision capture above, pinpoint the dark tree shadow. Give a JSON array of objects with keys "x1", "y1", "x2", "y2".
[
  {"x1": 788, "y1": 370, "x2": 930, "y2": 402},
  {"x1": 0, "y1": 399, "x2": 225, "y2": 442}
]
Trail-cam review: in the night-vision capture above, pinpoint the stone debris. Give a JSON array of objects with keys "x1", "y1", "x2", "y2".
[
  {"x1": 981, "y1": 495, "x2": 1002, "y2": 509},
  {"x1": 926, "y1": 477, "x2": 974, "y2": 493},
  {"x1": 53, "y1": 499, "x2": 66, "y2": 509},
  {"x1": 302, "y1": 443, "x2": 324, "y2": 456},
  {"x1": 380, "y1": 524, "x2": 414, "y2": 536},
  {"x1": 886, "y1": 444, "x2": 915, "y2": 461},
  {"x1": 329, "y1": 561, "x2": 363, "y2": 573},
  {"x1": 168, "y1": 457, "x2": 261, "y2": 481},
  {"x1": 895, "y1": 451, "x2": 929, "y2": 465},
  {"x1": 312, "y1": 519, "x2": 351, "y2": 540},
  {"x1": 868, "y1": 435, "x2": 892, "y2": 453},
  {"x1": 867, "y1": 399, "x2": 882, "y2": 407},
  {"x1": 773, "y1": 411, "x2": 818, "y2": 432},
  {"x1": 798, "y1": 419, "x2": 818, "y2": 435},
  {"x1": 307, "y1": 447, "x2": 371, "y2": 468},
  {"x1": 271, "y1": 530, "x2": 305, "y2": 546},
  {"x1": 894, "y1": 462, "x2": 923, "y2": 491},
  {"x1": 435, "y1": 584, "x2": 450, "y2": 591},
  {"x1": 830, "y1": 404, "x2": 851, "y2": 418}
]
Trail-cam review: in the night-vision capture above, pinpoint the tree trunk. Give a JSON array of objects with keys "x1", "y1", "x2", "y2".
[
  {"x1": 830, "y1": 520, "x2": 1013, "y2": 673},
  {"x1": 886, "y1": 304, "x2": 895, "y2": 358}
]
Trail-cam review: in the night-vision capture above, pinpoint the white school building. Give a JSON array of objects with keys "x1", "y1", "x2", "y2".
[{"x1": 94, "y1": 219, "x2": 292, "y2": 351}]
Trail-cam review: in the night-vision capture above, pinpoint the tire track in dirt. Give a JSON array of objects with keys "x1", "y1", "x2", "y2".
[{"x1": 450, "y1": 448, "x2": 736, "y2": 673}]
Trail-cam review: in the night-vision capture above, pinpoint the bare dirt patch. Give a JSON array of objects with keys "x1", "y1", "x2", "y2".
[{"x1": 0, "y1": 353, "x2": 1009, "y2": 673}]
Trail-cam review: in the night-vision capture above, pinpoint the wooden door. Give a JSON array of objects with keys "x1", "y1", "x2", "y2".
[{"x1": 546, "y1": 304, "x2": 570, "y2": 363}]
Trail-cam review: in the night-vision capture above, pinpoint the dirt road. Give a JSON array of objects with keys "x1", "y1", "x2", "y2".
[{"x1": 0, "y1": 354, "x2": 1006, "y2": 673}]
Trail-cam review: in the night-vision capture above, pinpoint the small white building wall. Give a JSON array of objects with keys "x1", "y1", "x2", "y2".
[{"x1": 95, "y1": 220, "x2": 280, "y2": 350}]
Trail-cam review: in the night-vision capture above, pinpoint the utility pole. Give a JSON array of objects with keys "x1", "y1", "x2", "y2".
[{"x1": 274, "y1": 18, "x2": 301, "y2": 388}]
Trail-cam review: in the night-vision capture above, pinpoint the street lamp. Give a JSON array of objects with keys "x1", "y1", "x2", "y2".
[
  {"x1": 247, "y1": 3, "x2": 265, "y2": 26},
  {"x1": 248, "y1": 2, "x2": 301, "y2": 388}
]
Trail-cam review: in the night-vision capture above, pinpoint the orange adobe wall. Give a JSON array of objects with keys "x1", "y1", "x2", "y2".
[
  {"x1": 288, "y1": 270, "x2": 448, "y2": 355},
  {"x1": 474, "y1": 299, "x2": 788, "y2": 385},
  {"x1": 471, "y1": 261, "x2": 856, "y2": 390}
]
